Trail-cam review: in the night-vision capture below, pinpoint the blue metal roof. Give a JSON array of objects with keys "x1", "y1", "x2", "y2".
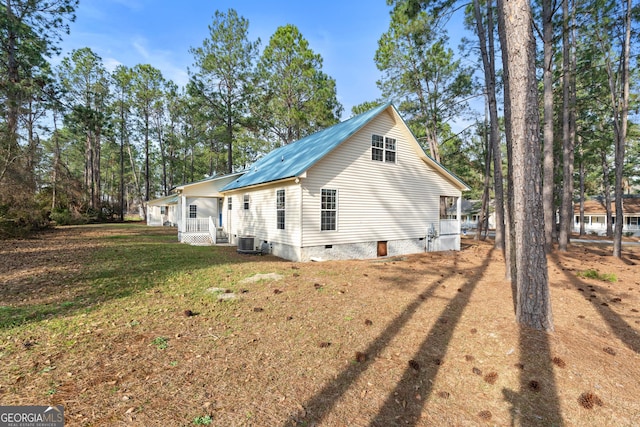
[{"x1": 221, "y1": 102, "x2": 392, "y2": 191}]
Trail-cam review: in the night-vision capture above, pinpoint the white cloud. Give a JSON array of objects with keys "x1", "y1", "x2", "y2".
[{"x1": 103, "y1": 57, "x2": 124, "y2": 73}]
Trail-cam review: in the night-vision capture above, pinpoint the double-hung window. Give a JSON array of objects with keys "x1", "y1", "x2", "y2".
[
  {"x1": 371, "y1": 135, "x2": 384, "y2": 161},
  {"x1": 321, "y1": 189, "x2": 337, "y2": 231},
  {"x1": 276, "y1": 189, "x2": 285, "y2": 230},
  {"x1": 372, "y1": 134, "x2": 397, "y2": 163},
  {"x1": 189, "y1": 204, "x2": 197, "y2": 219},
  {"x1": 243, "y1": 194, "x2": 250, "y2": 210},
  {"x1": 385, "y1": 137, "x2": 396, "y2": 162},
  {"x1": 227, "y1": 196, "x2": 232, "y2": 210}
]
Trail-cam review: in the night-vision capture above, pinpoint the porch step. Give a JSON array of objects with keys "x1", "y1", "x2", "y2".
[{"x1": 216, "y1": 228, "x2": 229, "y2": 244}]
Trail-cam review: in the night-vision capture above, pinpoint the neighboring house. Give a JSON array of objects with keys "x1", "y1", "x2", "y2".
[
  {"x1": 146, "y1": 194, "x2": 178, "y2": 226},
  {"x1": 460, "y1": 199, "x2": 496, "y2": 231},
  {"x1": 218, "y1": 103, "x2": 469, "y2": 261},
  {"x1": 174, "y1": 172, "x2": 244, "y2": 245},
  {"x1": 573, "y1": 196, "x2": 640, "y2": 236}
]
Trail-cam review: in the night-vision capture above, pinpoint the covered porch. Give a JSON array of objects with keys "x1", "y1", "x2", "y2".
[{"x1": 176, "y1": 196, "x2": 230, "y2": 245}]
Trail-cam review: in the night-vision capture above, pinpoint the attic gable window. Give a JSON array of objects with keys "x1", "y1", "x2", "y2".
[
  {"x1": 385, "y1": 137, "x2": 396, "y2": 162},
  {"x1": 372, "y1": 135, "x2": 384, "y2": 161},
  {"x1": 372, "y1": 134, "x2": 396, "y2": 163}
]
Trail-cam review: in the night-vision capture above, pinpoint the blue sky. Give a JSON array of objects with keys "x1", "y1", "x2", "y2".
[{"x1": 58, "y1": 0, "x2": 404, "y2": 117}]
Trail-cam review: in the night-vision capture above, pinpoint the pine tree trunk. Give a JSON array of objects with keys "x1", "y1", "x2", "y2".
[
  {"x1": 613, "y1": 0, "x2": 631, "y2": 258},
  {"x1": 473, "y1": 0, "x2": 505, "y2": 250},
  {"x1": 542, "y1": 0, "x2": 555, "y2": 252},
  {"x1": 119, "y1": 107, "x2": 125, "y2": 221},
  {"x1": 498, "y1": 0, "x2": 553, "y2": 331},
  {"x1": 559, "y1": 0, "x2": 573, "y2": 252},
  {"x1": 601, "y1": 151, "x2": 613, "y2": 237},
  {"x1": 477, "y1": 100, "x2": 491, "y2": 242},
  {"x1": 578, "y1": 141, "x2": 585, "y2": 236}
]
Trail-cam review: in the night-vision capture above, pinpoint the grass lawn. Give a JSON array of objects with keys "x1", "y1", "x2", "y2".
[{"x1": 1, "y1": 223, "x2": 639, "y2": 426}]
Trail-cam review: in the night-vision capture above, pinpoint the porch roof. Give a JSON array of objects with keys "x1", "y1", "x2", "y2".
[
  {"x1": 147, "y1": 194, "x2": 178, "y2": 206},
  {"x1": 175, "y1": 171, "x2": 244, "y2": 196}
]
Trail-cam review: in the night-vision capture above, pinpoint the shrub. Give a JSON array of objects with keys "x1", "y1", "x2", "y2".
[{"x1": 577, "y1": 269, "x2": 617, "y2": 283}]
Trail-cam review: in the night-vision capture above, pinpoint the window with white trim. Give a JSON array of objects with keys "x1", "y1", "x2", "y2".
[
  {"x1": 189, "y1": 204, "x2": 197, "y2": 218},
  {"x1": 385, "y1": 137, "x2": 396, "y2": 162},
  {"x1": 371, "y1": 135, "x2": 384, "y2": 161},
  {"x1": 227, "y1": 196, "x2": 232, "y2": 210},
  {"x1": 371, "y1": 134, "x2": 396, "y2": 163},
  {"x1": 321, "y1": 189, "x2": 337, "y2": 231},
  {"x1": 276, "y1": 189, "x2": 285, "y2": 230},
  {"x1": 243, "y1": 194, "x2": 250, "y2": 210}
]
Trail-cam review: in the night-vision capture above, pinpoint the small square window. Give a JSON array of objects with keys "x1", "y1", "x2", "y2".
[{"x1": 372, "y1": 134, "x2": 396, "y2": 163}]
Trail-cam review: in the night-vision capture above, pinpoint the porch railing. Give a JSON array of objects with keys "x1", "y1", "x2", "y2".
[
  {"x1": 439, "y1": 219, "x2": 460, "y2": 235},
  {"x1": 184, "y1": 218, "x2": 210, "y2": 233},
  {"x1": 573, "y1": 222, "x2": 640, "y2": 232}
]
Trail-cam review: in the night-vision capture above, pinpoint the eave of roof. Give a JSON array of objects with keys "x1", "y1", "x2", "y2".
[
  {"x1": 175, "y1": 171, "x2": 244, "y2": 191},
  {"x1": 147, "y1": 194, "x2": 178, "y2": 205},
  {"x1": 574, "y1": 197, "x2": 640, "y2": 214}
]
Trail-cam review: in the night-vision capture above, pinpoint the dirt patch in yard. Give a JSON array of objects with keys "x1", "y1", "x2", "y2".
[{"x1": 1, "y1": 225, "x2": 639, "y2": 426}]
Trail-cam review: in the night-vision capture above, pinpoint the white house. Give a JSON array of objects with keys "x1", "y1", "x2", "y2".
[
  {"x1": 218, "y1": 103, "x2": 469, "y2": 261},
  {"x1": 173, "y1": 172, "x2": 243, "y2": 245},
  {"x1": 146, "y1": 194, "x2": 178, "y2": 226},
  {"x1": 574, "y1": 196, "x2": 640, "y2": 236}
]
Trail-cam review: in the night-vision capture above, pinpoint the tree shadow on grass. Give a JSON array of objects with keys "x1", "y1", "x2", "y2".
[
  {"x1": 502, "y1": 325, "x2": 564, "y2": 426},
  {"x1": 366, "y1": 249, "x2": 493, "y2": 426},
  {"x1": 0, "y1": 226, "x2": 285, "y2": 329},
  {"x1": 549, "y1": 250, "x2": 640, "y2": 354},
  {"x1": 499, "y1": 249, "x2": 564, "y2": 426},
  {"x1": 283, "y1": 249, "x2": 493, "y2": 426}
]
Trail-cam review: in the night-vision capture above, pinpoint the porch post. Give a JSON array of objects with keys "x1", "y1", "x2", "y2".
[
  {"x1": 180, "y1": 194, "x2": 187, "y2": 233},
  {"x1": 457, "y1": 196, "x2": 462, "y2": 233}
]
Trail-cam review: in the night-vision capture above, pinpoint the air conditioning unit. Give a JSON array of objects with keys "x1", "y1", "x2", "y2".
[{"x1": 237, "y1": 236, "x2": 255, "y2": 253}]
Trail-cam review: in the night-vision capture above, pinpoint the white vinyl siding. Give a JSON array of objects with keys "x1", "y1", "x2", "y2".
[
  {"x1": 301, "y1": 109, "x2": 460, "y2": 247},
  {"x1": 226, "y1": 182, "x2": 301, "y2": 247}
]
